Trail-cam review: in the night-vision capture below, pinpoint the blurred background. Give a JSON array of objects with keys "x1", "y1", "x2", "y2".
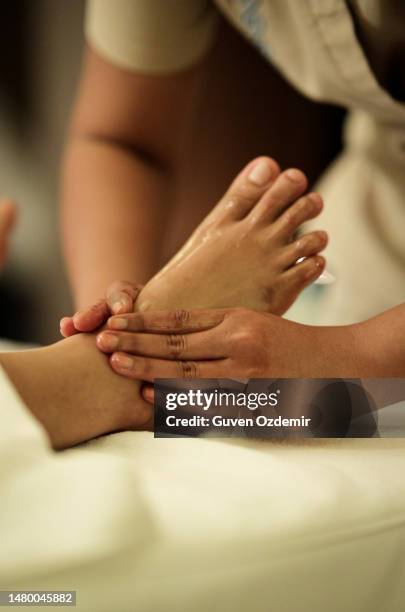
[
  {"x1": 0, "y1": 1, "x2": 344, "y2": 346},
  {"x1": 0, "y1": 0, "x2": 84, "y2": 344}
]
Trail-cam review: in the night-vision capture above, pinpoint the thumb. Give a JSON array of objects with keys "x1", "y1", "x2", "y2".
[
  {"x1": 107, "y1": 280, "x2": 143, "y2": 314},
  {"x1": 142, "y1": 384, "x2": 154, "y2": 405}
]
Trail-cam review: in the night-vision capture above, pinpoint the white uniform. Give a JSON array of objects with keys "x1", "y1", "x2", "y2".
[{"x1": 86, "y1": 0, "x2": 405, "y2": 324}]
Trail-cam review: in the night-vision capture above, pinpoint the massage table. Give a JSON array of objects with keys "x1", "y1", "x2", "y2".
[{"x1": 1, "y1": 360, "x2": 405, "y2": 612}]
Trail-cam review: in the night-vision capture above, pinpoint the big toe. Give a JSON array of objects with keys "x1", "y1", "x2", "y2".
[{"x1": 216, "y1": 156, "x2": 280, "y2": 222}]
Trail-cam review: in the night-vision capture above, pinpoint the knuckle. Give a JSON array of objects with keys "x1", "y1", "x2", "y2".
[
  {"x1": 231, "y1": 319, "x2": 262, "y2": 350},
  {"x1": 166, "y1": 334, "x2": 187, "y2": 358},
  {"x1": 170, "y1": 309, "x2": 191, "y2": 328},
  {"x1": 231, "y1": 330, "x2": 252, "y2": 349},
  {"x1": 226, "y1": 188, "x2": 255, "y2": 210},
  {"x1": 177, "y1": 360, "x2": 198, "y2": 379}
]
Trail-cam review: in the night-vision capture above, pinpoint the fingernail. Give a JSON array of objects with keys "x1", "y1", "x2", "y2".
[
  {"x1": 108, "y1": 317, "x2": 128, "y2": 330},
  {"x1": 99, "y1": 333, "x2": 119, "y2": 350},
  {"x1": 248, "y1": 159, "x2": 273, "y2": 185},
  {"x1": 114, "y1": 354, "x2": 133, "y2": 370}
]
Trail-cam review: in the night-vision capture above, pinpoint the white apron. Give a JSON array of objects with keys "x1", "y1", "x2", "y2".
[{"x1": 217, "y1": 0, "x2": 405, "y2": 323}]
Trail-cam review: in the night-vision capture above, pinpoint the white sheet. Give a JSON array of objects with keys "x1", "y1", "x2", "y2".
[{"x1": 1, "y1": 365, "x2": 405, "y2": 612}]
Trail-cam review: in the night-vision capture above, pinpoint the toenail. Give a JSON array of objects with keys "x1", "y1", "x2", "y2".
[
  {"x1": 317, "y1": 231, "x2": 328, "y2": 243},
  {"x1": 100, "y1": 333, "x2": 119, "y2": 350},
  {"x1": 248, "y1": 159, "x2": 274, "y2": 185},
  {"x1": 304, "y1": 257, "x2": 324, "y2": 279},
  {"x1": 308, "y1": 192, "x2": 322, "y2": 206},
  {"x1": 285, "y1": 169, "x2": 304, "y2": 183}
]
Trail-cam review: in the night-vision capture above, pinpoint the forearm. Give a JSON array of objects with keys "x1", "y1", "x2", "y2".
[
  {"x1": 61, "y1": 136, "x2": 175, "y2": 309},
  {"x1": 302, "y1": 303, "x2": 405, "y2": 377},
  {"x1": 355, "y1": 303, "x2": 405, "y2": 376}
]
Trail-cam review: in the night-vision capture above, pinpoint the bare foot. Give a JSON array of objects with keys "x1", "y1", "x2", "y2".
[
  {"x1": 0, "y1": 333, "x2": 152, "y2": 449},
  {"x1": 138, "y1": 158, "x2": 327, "y2": 315}
]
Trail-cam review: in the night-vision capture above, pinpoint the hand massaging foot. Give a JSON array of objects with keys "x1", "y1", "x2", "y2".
[{"x1": 137, "y1": 157, "x2": 328, "y2": 315}]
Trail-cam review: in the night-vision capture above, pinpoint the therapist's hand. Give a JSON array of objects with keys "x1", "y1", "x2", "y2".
[
  {"x1": 96, "y1": 307, "x2": 312, "y2": 400},
  {"x1": 60, "y1": 280, "x2": 143, "y2": 337}
]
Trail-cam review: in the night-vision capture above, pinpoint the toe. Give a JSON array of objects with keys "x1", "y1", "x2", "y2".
[
  {"x1": 280, "y1": 230, "x2": 328, "y2": 268},
  {"x1": 273, "y1": 192, "x2": 323, "y2": 239},
  {"x1": 248, "y1": 168, "x2": 308, "y2": 224},
  {"x1": 282, "y1": 255, "x2": 326, "y2": 291},
  {"x1": 264, "y1": 255, "x2": 325, "y2": 315},
  {"x1": 217, "y1": 156, "x2": 280, "y2": 221}
]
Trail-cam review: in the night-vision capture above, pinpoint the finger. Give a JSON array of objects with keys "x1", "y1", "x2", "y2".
[
  {"x1": 106, "y1": 281, "x2": 143, "y2": 315},
  {"x1": 142, "y1": 384, "x2": 154, "y2": 404},
  {"x1": 107, "y1": 308, "x2": 228, "y2": 334},
  {"x1": 60, "y1": 316, "x2": 78, "y2": 337},
  {"x1": 97, "y1": 326, "x2": 227, "y2": 359},
  {"x1": 110, "y1": 352, "x2": 229, "y2": 381},
  {"x1": 73, "y1": 299, "x2": 110, "y2": 332}
]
